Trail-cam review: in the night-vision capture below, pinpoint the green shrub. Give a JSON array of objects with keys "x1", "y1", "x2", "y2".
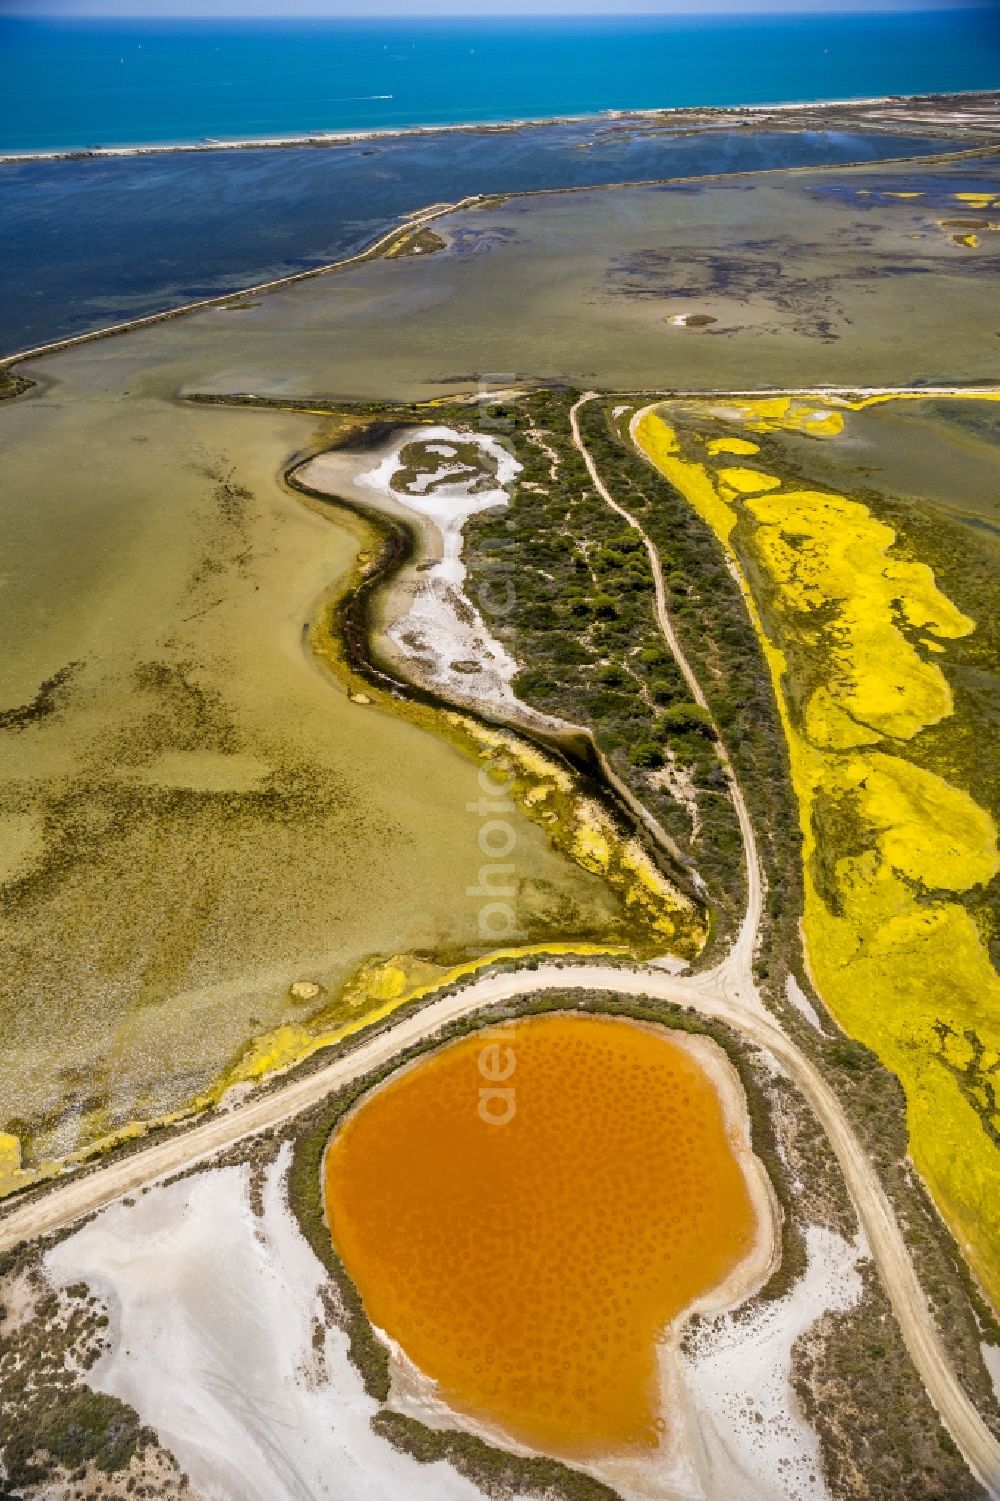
[
  {"x1": 628, "y1": 740, "x2": 664, "y2": 769},
  {"x1": 662, "y1": 701, "x2": 716, "y2": 736}
]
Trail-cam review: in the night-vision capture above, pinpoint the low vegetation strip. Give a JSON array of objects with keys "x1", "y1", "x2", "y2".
[{"x1": 462, "y1": 389, "x2": 746, "y2": 949}]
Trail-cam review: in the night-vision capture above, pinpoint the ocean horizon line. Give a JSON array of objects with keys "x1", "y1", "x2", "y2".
[{"x1": 3, "y1": 7, "x2": 997, "y2": 157}]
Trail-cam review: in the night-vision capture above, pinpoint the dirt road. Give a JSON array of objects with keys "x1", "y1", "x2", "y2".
[
  {"x1": 2, "y1": 392, "x2": 998, "y2": 1495},
  {"x1": 570, "y1": 393, "x2": 763, "y2": 1012},
  {"x1": 3, "y1": 955, "x2": 998, "y2": 1494}
]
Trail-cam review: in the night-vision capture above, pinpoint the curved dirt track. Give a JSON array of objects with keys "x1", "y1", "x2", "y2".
[
  {"x1": 2, "y1": 956, "x2": 998, "y2": 1495},
  {"x1": 2, "y1": 391, "x2": 998, "y2": 1496},
  {"x1": 570, "y1": 392, "x2": 763, "y2": 1002}
]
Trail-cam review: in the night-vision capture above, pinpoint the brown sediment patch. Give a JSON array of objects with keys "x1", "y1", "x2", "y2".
[{"x1": 323, "y1": 1012, "x2": 770, "y2": 1462}]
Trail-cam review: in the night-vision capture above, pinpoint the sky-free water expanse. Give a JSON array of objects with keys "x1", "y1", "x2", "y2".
[
  {"x1": 0, "y1": 120, "x2": 964, "y2": 354},
  {"x1": 3, "y1": 13, "x2": 999, "y2": 153}
]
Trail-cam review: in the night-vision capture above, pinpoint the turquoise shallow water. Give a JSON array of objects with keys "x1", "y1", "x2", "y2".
[{"x1": 2, "y1": 13, "x2": 999, "y2": 153}]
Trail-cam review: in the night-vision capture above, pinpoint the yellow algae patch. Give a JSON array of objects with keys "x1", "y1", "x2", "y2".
[
  {"x1": 954, "y1": 193, "x2": 999, "y2": 209},
  {"x1": 0, "y1": 942, "x2": 626, "y2": 1205},
  {"x1": 745, "y1": 487, "x2": 972, "y2": 745},
  {"x1": 802, "y1": 828, "x2": 1000, "y2": 1301},
  {"x1": 572, "y1": 812, "x2": 614, "y2": 872},
  {"x1": 849, "y1": 755, "x2": 998, "y2": 893},
  {"x1": 633, "y1": 411, "x2": 737, "y2": 544},
  {"x1": 706, "y1": 436, "x2": 760, "y2": 457},
  {"x1": 707, "y1": 397, "x2": 845, "y2": 439},
  {"x1": 203, "y1": 943, "x2": 622, "y2": 1097},
  {"x1": 0, "y1": 1132, "x2": 60, "y2": 1199},
  {"x1": 0, "y1": 1132, "x2": 21, "y2": 1181},
  {"x1": 324, "y1": 1013, "x2": 759, "y2": 1457},
  {"x1": 635, "y1": 397, "x2": 1000, "y2": 1302},
  {"x1": 455, "y1": 715, "x2": 706, "y2": 954},
  {"x1": 0, "y1": 1132, "x2": 37, "y2": 1196},
  {"x1": 716, "y1": 467, "x2": 782, "y2": 495},
  {"x1": 953, "y1": 233, "x2": 981, "y2": 249},
  {"x1": 884, "y1": 191, "x2": 923, "y2": 199}
]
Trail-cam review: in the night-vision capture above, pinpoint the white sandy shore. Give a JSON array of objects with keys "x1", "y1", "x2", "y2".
[
  {"x1": 784, "y1": 975, "x2": 827, "y2": 1035},
  {"x1": 3, "y1": 88, "x2": 993, "y2": 164},
  {"x1": 679, "y1": 1226, "x2": 863, "y2": 1501},
  {"x1": 45, "y1": 1122, "x2": 862, "y2": 1501},
  {"x1": 299, "y1": 426, "x2": 567, "y2": 731},
  {"x1": 46, "y1": 1147, "x2": 497, "y2": 1501}
]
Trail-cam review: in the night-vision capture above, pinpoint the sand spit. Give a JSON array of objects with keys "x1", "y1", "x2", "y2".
[
  {"x1": 4, "y1": 88, "x2": 998, "y2": 164},
  {"x1": 45, "y1": 1146, "x2": 492, "y2": 1501},
  {"x1": 299, "y1": 426, "x2": 565, "y2": 730},
  {"x1": 4, "y1": 142, "x2": 996, "y2": 373}
]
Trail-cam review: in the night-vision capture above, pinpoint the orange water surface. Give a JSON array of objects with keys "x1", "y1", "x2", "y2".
[{"x1": 324, "y1": 1012, "x2": 758, "y2": 1457}]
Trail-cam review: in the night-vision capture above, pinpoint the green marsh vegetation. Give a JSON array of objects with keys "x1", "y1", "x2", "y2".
[
  {"x1": 391, "y1": 434, "x2": 501, "y2": 496},
  {"x1": 0, "y1": 371, "x2": 32, "y2": 401},
  {"x1": 461, "y1": 389, "x2": 757, "y2": 951},
  {"x1": 0, "y1": 1248, "x2": 181, "y2": 1493},
  {"x1": 585, "y1": 399, "x2": 809, "y2": 981},
  {"x1": 383, "y1": 226, "x2": 447, "y2": 259}
]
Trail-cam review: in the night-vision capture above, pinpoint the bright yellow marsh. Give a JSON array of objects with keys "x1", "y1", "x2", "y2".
[{"x1": 635, "y1": 401, "x2": 1000, "y2": 1305}]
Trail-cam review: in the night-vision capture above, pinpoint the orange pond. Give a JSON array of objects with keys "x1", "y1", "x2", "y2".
[{"x1": 323, "y1": 1013, "x2": 758, "y2": 1457}]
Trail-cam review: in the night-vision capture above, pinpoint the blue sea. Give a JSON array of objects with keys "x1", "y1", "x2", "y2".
[
  {"x1": 0, "y1": 119, "x2": 969, "y2": 355},
  {"x1": 2, "y1": 13, "x2": 999, "y2": 153},
  {"x1": 1, "y1": 12, "x2": 997, "y2": 356}
]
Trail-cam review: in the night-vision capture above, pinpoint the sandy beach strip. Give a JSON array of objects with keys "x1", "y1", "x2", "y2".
[{"x1": 3, "y1": 88, "x2": 996, "y2": 164}]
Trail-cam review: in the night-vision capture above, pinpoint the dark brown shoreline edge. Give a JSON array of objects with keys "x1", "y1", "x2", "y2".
[
  {"x1": 278, "y1": 415, "x2": 705, "y2": 911},
  {"x1": 3, "y1": 383, "x2": 997, "y2": 1439},
  {"x1": 1, "y1": 139, "x2": 997, "y2": 373},
  {"x1": 287, "y1": 991, "x2": 806, "y2": 1501}
]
